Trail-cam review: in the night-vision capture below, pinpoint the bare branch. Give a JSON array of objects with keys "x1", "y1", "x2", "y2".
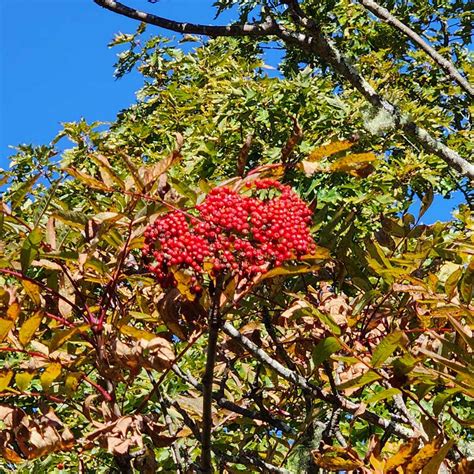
[
  {"x1": 222, "y1": 321, "x2": 414, "y2": 440},
  {"x1": 93, "y1": 0, "x2": 278, "y2": 37},
  {"x1": 358, "y1": 0, "x2": 474, "y2": 96}
]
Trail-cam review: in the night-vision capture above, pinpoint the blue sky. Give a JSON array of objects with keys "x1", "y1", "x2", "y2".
[{"x1": 0, "y1": 0, "x2": 464, "y2": 222}]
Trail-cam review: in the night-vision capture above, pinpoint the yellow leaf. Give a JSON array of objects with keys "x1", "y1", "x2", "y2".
[
  {"x1": 15, "y1": 371, "x2": 35, "y2": 392},
  {"x1": 65, "y1": 372, "x2": 82, "y2": 395},
  {"x1": 6, "y1": 301, "x2": 21, "y2": 321},
  {"x1": 64, "y1": 167, "x2": 111, "y2": 191},
  {"x1": 259, "y1": 264, "x2": 320, "y2": 280},
  {"x1": 406, "y1": 437, "x2": 443, "y2": 474},
  {"x1": 19, "y1": 311, "x2": 43, "y2": 346},
  {"x1": 40, "y1": 363, "x2": 62, "y2": 390},
  {"x1": 0, "y1": 370, "x2": 13, "y2": 391},
  {"x1": 329, "y1": 152, "x2": 377, "y2": 173},
  {"x1": 120, "y1": 325, "x2": 156, "y2": 341},
  {"x1": 0, "y1": 318, "x2": 14, "y2": 342},
  {"x1": 421, "y1": 439, "x2": 455, "y2": 474},
  {"x1": 22, "y1": 280, "x2": 41, "y2": 306},
  {"x1": 172, "y1": 269, "x2": 195, "y2": 301},
  {"x1": 385, "y1": 439, "x2": 419, "y2": 469},
  {"x1": 49, "y1": 324, "x2": 88, "y2": 352},
  {"x1": 307, "y1": 140, "x2": 354, "y2": 162},
  {"x1": 0, "y1": 447, "x2": 23, "y2": 463}
]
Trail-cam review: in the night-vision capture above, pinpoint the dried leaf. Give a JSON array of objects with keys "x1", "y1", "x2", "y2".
[{"x1": 406, "y1": 436, "x2": 444, "y2": 474}]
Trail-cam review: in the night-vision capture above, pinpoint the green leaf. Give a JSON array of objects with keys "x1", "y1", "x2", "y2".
[
  {"x1": 15, "y1": 371, "x2": 35, "y2": 392},
  {"x1": 432, "y1": 388, "x2": 460, "y2": 417},
  {"x1": 308, "y1": 308, "x2": 342, "y2": 335},
  {"x1": 10, "y1": 173, "x2": 41, "y2": 209},
  {"x1": 312, "y1": 337, "x2": 341, "y2": 368},
  {"x1": 20, "y1": 227, "x2": 43, "y2": 271},
  {"x1": 418, "y1": 185, "x2": 433, "y2": 219},
  {"x1": 337, "y1": 370, "x2": 381, "y2": 390},
  {"x1": 49, "y1": 325, "x2": 88, "y2": 352},
  {"x1": 371, "y1": 331, "x2": 407, "y2": 368},
  {"x1": 366, "y1": 387, "x2": 401, "y2": 404}
]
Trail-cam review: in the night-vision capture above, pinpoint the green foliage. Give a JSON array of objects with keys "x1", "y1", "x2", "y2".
[{"x1": 1, "y1": 1, "x2": 473, "y2": 471}]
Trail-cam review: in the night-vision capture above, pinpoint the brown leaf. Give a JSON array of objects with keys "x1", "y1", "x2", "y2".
[
  {"x1": 0, "y1": 405, "x2": 75, "y2": 460},
  {"x1": 406, "y1": 436, "x2": 443, "y2": 474},
  {"x1": 385, "y1": 439, "x2": 420, "y2": 470},
  {"x1": 312, "y1": 445, "x2": 364, "y2": 470}
]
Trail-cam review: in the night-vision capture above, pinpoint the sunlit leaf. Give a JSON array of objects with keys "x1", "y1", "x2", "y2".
[
  {"x1": 307, "y1": 140, "x2": 354, "y2": 162},
  {"x1": 406, "y1": 436, "x2": 444, "y2": 473},
  {"x1": 367, "y1": 387, "x2": 401, "y2": 404},
  {"x1": 0, "y1": 370, "x2": 14, "y2": 392},
  {"x1": 15, "y1": 371, "x2": 35, "y2": 392},
  {"x1": 40, "y1": 363, "x2": 62, "y2": 390},
  {"x1": 19, "y1": 311, "x2": 43, "y2": 346},
  {"x1": 49, "y1": 325, "x2": 89, "y2": 352},
  {"x1": 64, "y1": 167, "x2": 111, "y2": 191},
  {"x1": 371, "y1": 331, "x2": 407, "y2": 368},
  {"x1": 22, "y1": 280, "x2": 41, "y2": 306},
  {"x1": 337, "y1": 370, "x2": 381, "y2": 390},
  {"x1": 0, "y1": 319, "x2": 14, "y2": 342}
]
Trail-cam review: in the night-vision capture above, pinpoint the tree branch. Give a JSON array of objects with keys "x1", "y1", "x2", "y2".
[
  {"x1": 222, "y1": 321, "x2": 414, "y2": 440},
  {"x1": 358, "y1": 0, "x2": 474, "y2": 96},
  {"x1": 93, "y1": 0, "x2": 278, "y2": 37},
  {"x1": 201, "y1": 283, "x2": 222, "y2": 473},
  {"x1": 172, "y1": 365, "x2": 293, "y2": 434},
  {"x1": 272, "y1": 23, "x2": 474, "y2": 179},
  {"x1": 94, "y1": 1, "x2": 473, "y2": 177}
]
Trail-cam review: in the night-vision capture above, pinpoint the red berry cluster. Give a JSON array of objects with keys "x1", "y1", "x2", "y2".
[{"x1": 142, "y1": 179, "x2": 316, "y2": 292}]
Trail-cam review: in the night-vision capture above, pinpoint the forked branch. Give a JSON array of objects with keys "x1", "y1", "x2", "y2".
[{"x1": 93, "y1": 0, "x2": 474, "y2": 179}]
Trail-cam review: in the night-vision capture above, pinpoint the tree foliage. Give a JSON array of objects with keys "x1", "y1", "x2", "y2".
[{"x1": 1, "y1": 1, "x2": 473, "y2": 472}]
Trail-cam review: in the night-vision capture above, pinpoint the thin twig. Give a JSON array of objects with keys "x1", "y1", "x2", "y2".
[{"x1": 358, "y1": 0, "x2": 473, "y2": 96}]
